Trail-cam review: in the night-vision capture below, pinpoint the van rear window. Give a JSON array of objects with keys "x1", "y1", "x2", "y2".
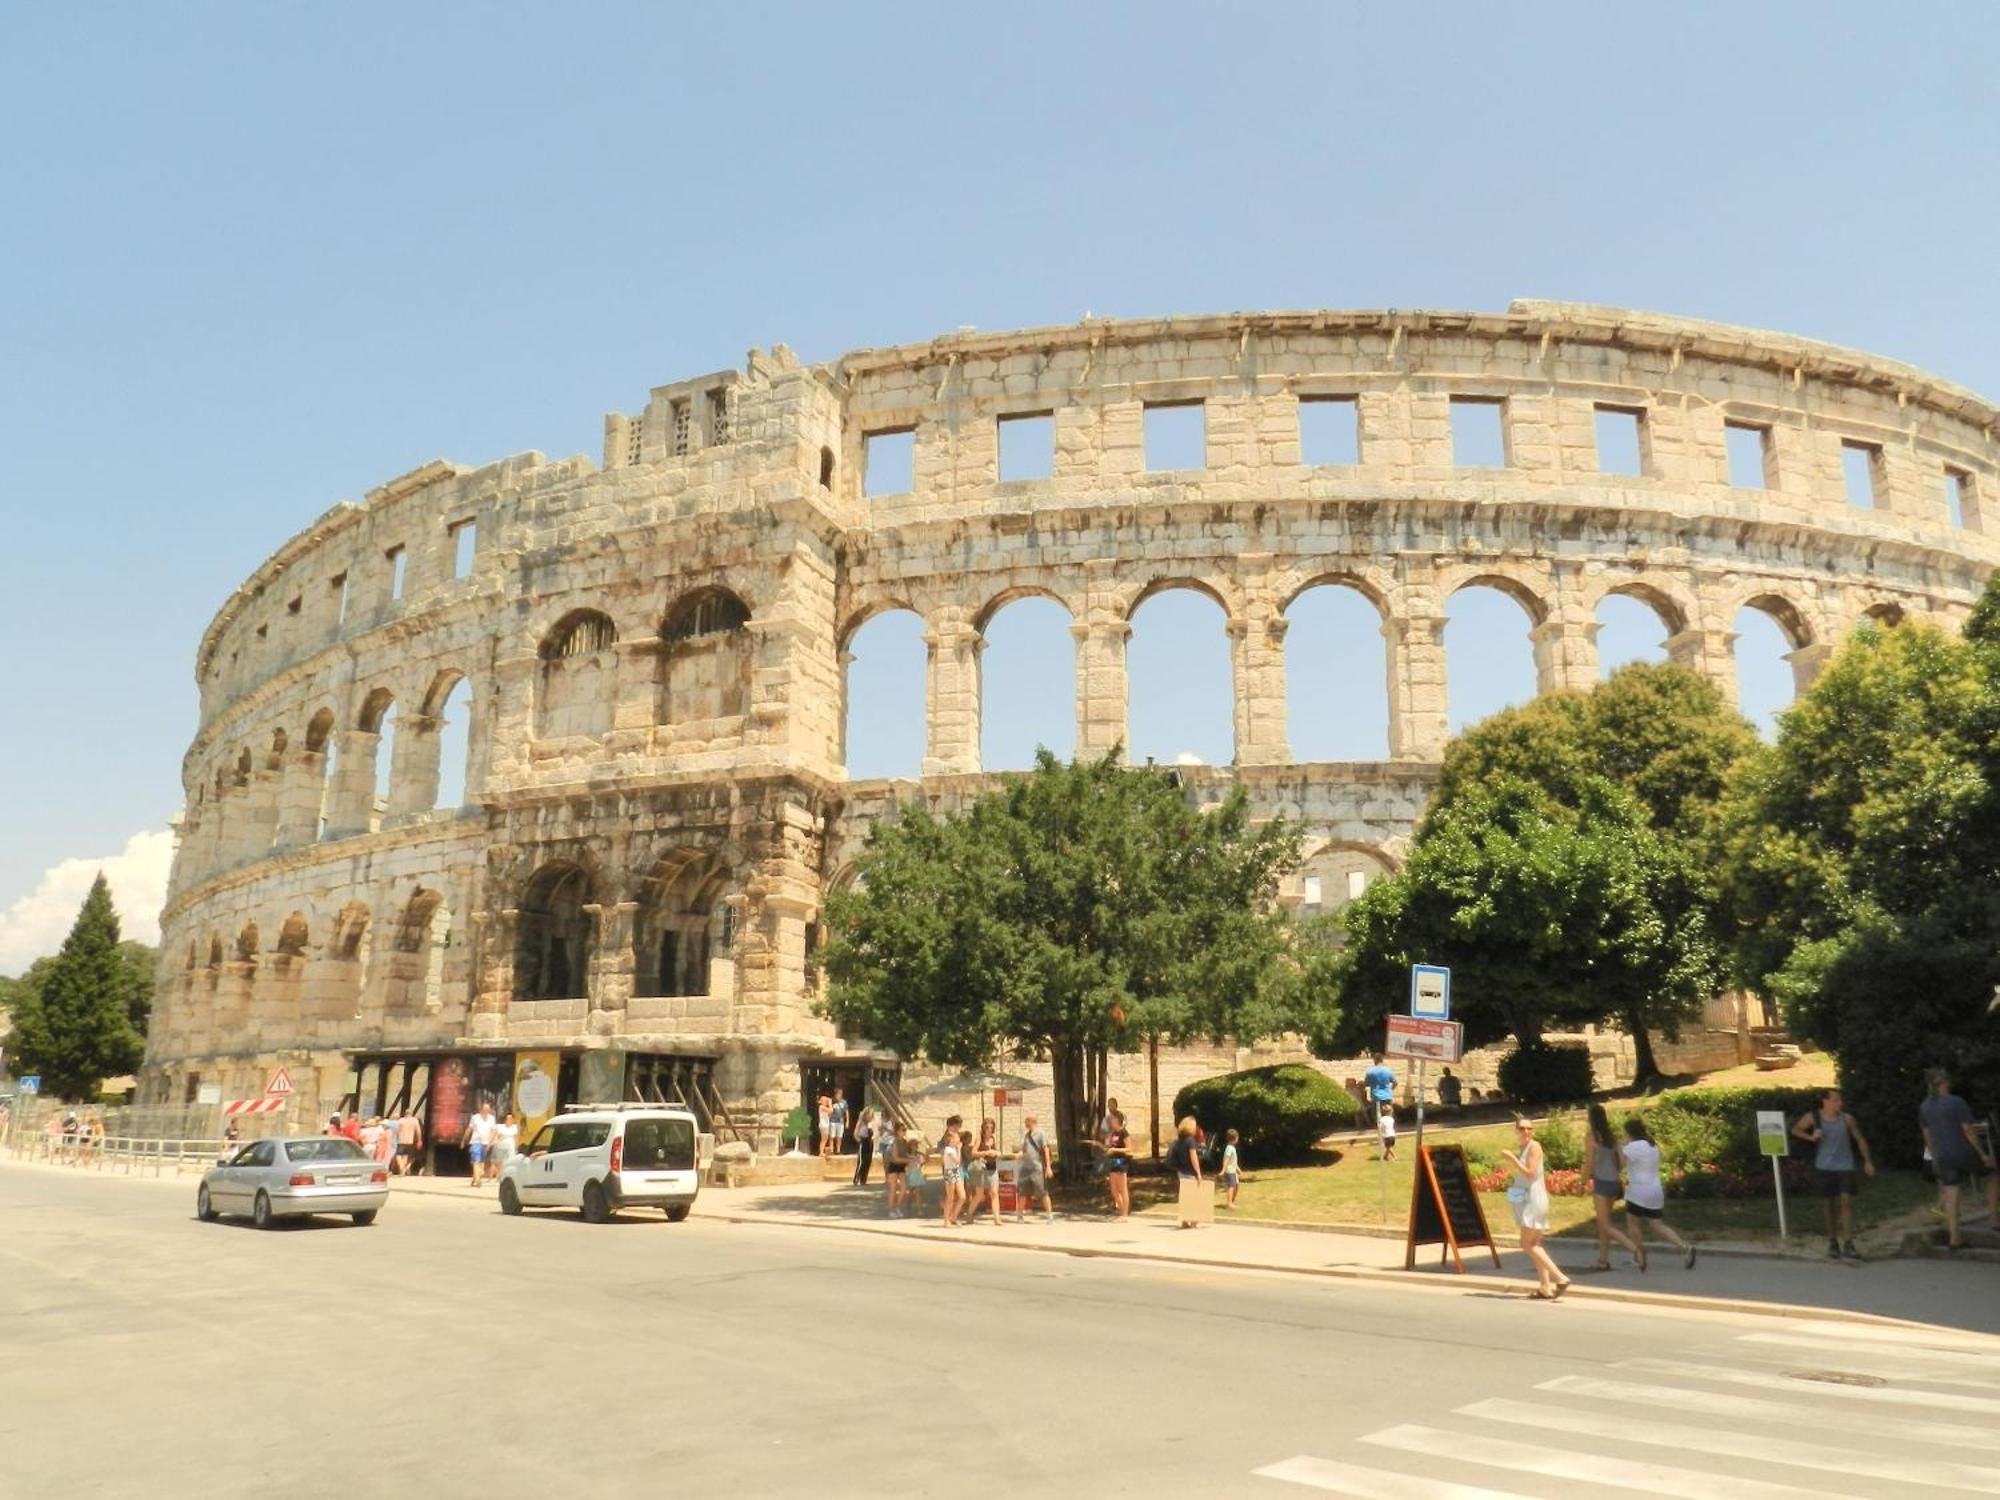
[{"x1": 622, "y1": 1118, "x2": 695, "y2": 1171}]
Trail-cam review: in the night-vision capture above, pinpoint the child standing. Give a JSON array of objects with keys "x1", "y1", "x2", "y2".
[
  {"x1": 1377, "y1": 1101, "x2": 1397, "y2": 1162},
  {"x1": 1220, "y1": 1129, "x2": 1241, "y2": 1209}
]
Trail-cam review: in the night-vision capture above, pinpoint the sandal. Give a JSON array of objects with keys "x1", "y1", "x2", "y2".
[{"x1": 1552, "y1": 1279, "x2": 1572, "y2": 1299}]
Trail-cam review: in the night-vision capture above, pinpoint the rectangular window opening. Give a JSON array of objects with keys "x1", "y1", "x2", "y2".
[
  {"x1": 330, "y1": 573, "x2": 349, "y2": 627},
  {"x1": 671, "y1": 399, "x2": 691, "y2": 457},
  {"x1": 997, "y1": 412, "x2": 1055, "y2": 482},
  {"x1": 862, "y1": 427, "x2": 916, "y2": 498},
  {"x1": 1593, "y1": 405, "x2": 1646, "y2": 478},
  {"x1": 387, "y1": 545, "x2": 407, "y2": 601},
  {"x1": 1143, "y1": 400, "x2": 1206, "y2": 471},
  {"x1": 1724, "y1": 421, "x2": 1774, "y2": 489},
  {"x1": 1347, "y1": 870, "x2": 1368, "y2": 901},
  {"x1": 625, "y1": 416, "x2": 644, "y2": 467},
  {"x1": 1944, "y1": 466, "x2": 1973, "y2": 530},
  {"x1": 1298, "y1": 396, "x2": 1361, "y2": 466},
  {"x1": 1302, "y1": 875, "x2": 1323, "y2": 907},
  {"x1": 1448, "y1": 397, "x2": 1508, "y2": 468},
  {"x1": 449, "y1": 519, "x2": 477, "y2": 579},
  {"x1": 1841, "y1": 440, "x2": 1882, "y2": 509},
  {"x1": 707, "y1": 388, "x2": 731, "y2": 445}
]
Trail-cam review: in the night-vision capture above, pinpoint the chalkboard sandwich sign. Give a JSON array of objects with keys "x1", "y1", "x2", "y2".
[{"x1": 1405, "y1": 1143, "x2": 1501, "y2": 1273}]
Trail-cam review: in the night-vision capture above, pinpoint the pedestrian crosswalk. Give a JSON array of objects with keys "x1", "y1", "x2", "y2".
[{"x1": 1255, "y1": 1318, "x2": 2000, "y2": 1498}]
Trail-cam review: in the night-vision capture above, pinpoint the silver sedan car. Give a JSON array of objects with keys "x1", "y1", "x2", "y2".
[{"x1": 196, "y1": 1136, "x2": 390, "y2": 1228}]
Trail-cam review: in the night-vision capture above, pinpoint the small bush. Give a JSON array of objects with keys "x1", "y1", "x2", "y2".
[
  {"x1": 1173, "y1": 1065, "x2": 1360, "y2": 1160},
  {"x1": 1535, "y1": 1112, "x2": 1586, "y2": 1173},
  {"x1": 1497, "y1": 1043, "x2": 1594, "y2": 1105},
  {"x1": 1641, "y1": 1085, "x2": 1825, "y2": 1179}
]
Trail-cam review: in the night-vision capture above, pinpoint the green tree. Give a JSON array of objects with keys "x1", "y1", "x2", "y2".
[
  {"x1": 816, "y1": 750, "x2": 1318, "y2": 1180},
  {"x1": 1719, "y1": 603, "x2": 2000, "y2": 1160},
  {"x1": 1329, "y1": 664, "x2": 1750, "y2": 1078},
  {"x1": 7, "y1": 875, "x2": 148, "y2": 1100}
]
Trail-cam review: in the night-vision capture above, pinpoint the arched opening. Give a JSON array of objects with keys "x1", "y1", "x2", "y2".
[
  {"x1": 819, "y1": 446, "x2": 835, "y2": 489},
  {"x1": 979, "y1": 594, "x2": 1076, "y2": 770},
  {"x1": 233, "y1": 748, "x2": 252, "y2": 789},
  {"x1": 1128, "y1": 584, "x2": 1233, "y2": 768},
  {"x1": 387, "y1": 888, "x2": 450, "y2": 1014},
  {"x1": 514, "y1": 863, "x2": 597, "y2": 1002},
  {"x1": 1863, "y1": 601, "x2": 1906, "y2": 628},
  {"x1": 1594, "y1": 589, "x2": 1677, "y2": 677},
  {"x1": 843, "y1": 608, "x2": 927, "y2": 778},
  {"x1": 1285, "y1": 843, "x2": 1396, "y2": 922},
  {"x1": 267, "y1": 728, "x2": 288, "y2": 769},
  {"x1": 427, "y1": 673, "x2": 473, "y2": 810},
  {"x1": 1284, "y1": 581, "x2": 1389, "y2": 761},
  {"x1": 206, "y1": 934, "x2": 224, "y2": 970},
  {"x1": 370, "y1": 701, "x2": 398, "y2": 819},
  {"x1": 305, "y1": 707, "x2": 337, "y2": 841},
  {"x1": 235, "y1": 922, "x2": 260, "y2": 963},
  {"x1": 1445, "y1": 583, "x2": 1540, "y2": 733},
  {"x1": 1734, "y1": 596, "x2": 1810, "y2": 739},
  {"x1": 275, "y1": 912, "x2": 310, "y2": 959},
  {"x1": 536, "y1": 610, "x2": 618, "y2": 740},
  {"x1": 333, "y1": 902, "x2": 371, "y2": 961},
  {"x1": 659, "y1": 587, "x2": 752, "y2": 724},
  {"x1": 634, "y1": 854, "x2": 730, "y2": 998}
]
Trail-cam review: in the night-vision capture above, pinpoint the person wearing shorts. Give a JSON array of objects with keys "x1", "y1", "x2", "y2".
[
  {"x1": 1793, "y1": 1088, "x2": 1874, "y2": 1260},
  {"x1": 1921, "y1": 1068, "x2": 1998, "y2": 1252},
  {"x1": 1016, "y1": 1114, "x2": 1053, "y2": 1223},
  {"x1": 1220, "y1": 1129, "x2": 1241, "y2": 1210},
  {"x1": 463, "y1": 1102, "x2": 498, "y2": 1186},
  {"x1": 881, "y1": 1122, "x2": 908, "y2": 1217}
]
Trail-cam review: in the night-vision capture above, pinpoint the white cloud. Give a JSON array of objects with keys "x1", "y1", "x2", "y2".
[
  {"x1": 0, "y1": 830, "x2": 176, "y2": 975},
  {"x1": 1174, "y1": 751, "x2": 1206, "y2": 766}
]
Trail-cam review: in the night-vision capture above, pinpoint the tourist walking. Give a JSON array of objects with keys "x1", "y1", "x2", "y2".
[
  {"x1": 816, "y1": 1094, "x2": 833, "y2": 1159},
  {"x1": 1501, "y1": 1114, "x2": 1570, "y2": 1299},
  {"x1": 853, "y1": 1107, "x2": 876, "y2": 1185},
  {"x1": 1169, "y1": 1116, "x2": 1206, "y2": 1228},
  {"x1": 1920, "y1": 1068, "x2": 1998, "y2": 1251},
  {"x1": 966, "y1": 1118, "x2": 1003, "y2": 1226},
  {"x1": 1220, "y1": 1129, "x2": 1241, "y2": 1210},
  {"x1": 827, "y1": 1093, "x2": 849, "y2": 1158},
  {"x1": 1016, "y1": 1113, "x2": 1054, "y2": 1223},
  {"x1": 1587, "y1": 1104, "x2": 1644, "y2": 1271},
  {"x1": 1621, "y1": 1115, "x2": 1696, "y2": 1268},
  {"x1": 1792, "y1": 1087, "x2": 1875, "y2": 1260},
  {"x1": 1095, "y1": 1110, "x2": 1133, "y2": 1219},
  {"x1": 395, "y1": 1109, "x2": 423, "y2": 1174},
  {"x1": 463, "y1": 1100, "x2": 498, "y2": 1186},
  {"x1": 881, "y1": 1119, "x2": 907, "y2": 1215},
  {"x1": 491, "y1": 1111, "x2": 520, "y2": 1176},
  {"x1": 1363, "y1": 1053, "x2": 1396, "y2": 1128},
  {"x1": 1377, "y1": 1100, "x2": 1397, "y2": 1162},
  {"x1": 941, "y1": 1129, "x2": 965, "y2": 1227}
]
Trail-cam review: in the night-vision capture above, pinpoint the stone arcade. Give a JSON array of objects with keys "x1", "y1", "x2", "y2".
[{"x1": 141, "y1": 302, "x2": 1999, "y2": 1161}]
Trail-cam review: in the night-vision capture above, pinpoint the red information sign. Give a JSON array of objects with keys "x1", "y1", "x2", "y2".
[{"x1": 1386, "y1": 1015, "x2": 1464, "y2": 1064}]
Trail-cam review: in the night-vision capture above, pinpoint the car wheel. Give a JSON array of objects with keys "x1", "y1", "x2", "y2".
[
  {"x1": 350, "y1": 1210, "x2": 378, "y2": 1226},
  {"x1": 665, "y1": 1204, "x2": 691, "y2": 1223},
  {"x1": 498, "y1": 1180, "x2": 523, "y2": 1216},
  {"x1": 252, "y1": 1190, "x2": 275, "y2": 1230},
  {"x1": 196, "y1": 1185, "x2": 217, "y2": 1222},
  {"x1": 581, "y1": 1180, "x2": 610, "y2": 1224}
]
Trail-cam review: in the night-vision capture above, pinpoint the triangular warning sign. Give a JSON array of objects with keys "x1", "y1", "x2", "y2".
[{"x1": 265, "y1": 1066, "x2": 296, "y2": 1096}]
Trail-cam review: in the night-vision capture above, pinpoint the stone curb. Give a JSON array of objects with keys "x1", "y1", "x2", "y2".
[{"x1": 691, "y1": 1205, "x2": 1958, "y2": 1334}]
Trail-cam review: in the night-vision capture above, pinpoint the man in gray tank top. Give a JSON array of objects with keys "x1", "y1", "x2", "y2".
[{"x1": 1792, "y1": 1087, "x2": 1875, "y2": 1260}]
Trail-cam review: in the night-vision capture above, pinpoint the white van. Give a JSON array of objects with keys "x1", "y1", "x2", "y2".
[{"x1": 499, "y1": 1103, "x2": 701, "y2": 1223}]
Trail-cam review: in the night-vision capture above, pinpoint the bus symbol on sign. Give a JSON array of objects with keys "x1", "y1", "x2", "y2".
[{"x1": 1410, "y1": 964, "x2": 1451, "y2": 1021}]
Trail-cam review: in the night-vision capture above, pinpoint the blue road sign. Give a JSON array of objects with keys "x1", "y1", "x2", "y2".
[
  {"x1": 18, "y1": 1075, "x2": 41, "y2": 1095},
  {"x1": 1409, "y1": 965, "x2": 1451, "y2": 1021}
]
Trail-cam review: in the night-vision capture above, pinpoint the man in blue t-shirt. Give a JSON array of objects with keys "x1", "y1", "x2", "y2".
[
  {"x1": 1921, "y1": 1067, "x2": 1998, "y2": 1252},
  {"x1": 1363, "y1": 1053, "x2": 1396, "y2": 1127}
]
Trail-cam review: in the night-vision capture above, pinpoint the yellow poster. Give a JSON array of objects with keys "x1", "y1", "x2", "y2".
[{"x1": 513, "y1": 1051, "x2": 562, "y2": 1146}]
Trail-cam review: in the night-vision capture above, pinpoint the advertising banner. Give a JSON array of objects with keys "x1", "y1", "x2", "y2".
[
  {"x1": 431, "y1": 1057, "x2": 470, "y2": 1145},
  {"x1": 513, "y1": 1051, "x2": 562, "y2": 1144},
  {"x1": 579, "y1": 1048, "x2": 623, "y2": 1107},
  {"x1": 1385, "y1": 1014, "x2": 1465, "y2": 1064}
]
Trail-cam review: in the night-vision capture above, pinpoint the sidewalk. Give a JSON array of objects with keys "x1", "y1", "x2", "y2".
[{"x1": 391, "y1": 1171, "x2": 2000, "y2": 1335}]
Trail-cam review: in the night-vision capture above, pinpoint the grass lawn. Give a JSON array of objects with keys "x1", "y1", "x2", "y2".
[{"x1": 1056, "y1": 1112, "x2": 1933, "y2": 1247}]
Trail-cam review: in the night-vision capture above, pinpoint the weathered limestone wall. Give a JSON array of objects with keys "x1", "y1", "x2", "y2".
[{"x1": 145, "y1": 304, "x2": 2000, "y2": 1138}]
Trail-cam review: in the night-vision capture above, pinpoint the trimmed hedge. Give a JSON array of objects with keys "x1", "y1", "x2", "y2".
[
  {"x1": 1496, "y1": 1043, "x2": 1594, "y2": 1106},
  {"x1": 1173, "y1": 1065, "x2": 1360, "y2": 1160},
  {"x1": 1641, "y1": 1084, "x2": 1826, "y2": 1180}
]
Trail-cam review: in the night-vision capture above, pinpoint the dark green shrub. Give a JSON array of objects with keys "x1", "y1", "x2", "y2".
[
  {"x1": 1173, "y1": 1064, "x2": 1359, "y2": 1160},
  {"x1": 1639, "y1": 1085, "x2": 1825, "y2": 1178},
  {"x1": 1497, "y1": 1043, "x2": 1593, "y2": 1105},
  {"x1": 1534, "y1": 1112, "x2": 1586, "y2": 1173}
]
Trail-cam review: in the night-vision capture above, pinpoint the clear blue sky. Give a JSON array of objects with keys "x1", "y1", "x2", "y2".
[{"x1": 2, "y1": 2, "x2": 1994, "y2": 964}]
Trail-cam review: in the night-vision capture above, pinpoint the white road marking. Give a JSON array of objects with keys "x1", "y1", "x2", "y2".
[
  {"x1": 1535, "y1": 1373, "x2": 2000, "y2": 1454},
  {"x1": 1359, "y1": 1424, "x2": 1828, "y2": 1500},
  {"x1": 1252, "y1": 1455, "x2": 1543, "y2": 1499},
  {"x1": 1622, "y1": 1356, "x2": 2000, "y2": 1416},
  {"x1": 1458, "y1": 1395, "x2": 2000, "y2": 1493},
  {"x1": 1735, "y1": 1330, "x2": 2000, "y2": 1381},
  {"x1": 1756, "y1": 1320, "x2": 2000, "y2": 1356}
]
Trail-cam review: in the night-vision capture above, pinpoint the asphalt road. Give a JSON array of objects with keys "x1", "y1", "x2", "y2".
[{"x1": 4, "y1": 1162, "x2": 1999, "y2": 1500}]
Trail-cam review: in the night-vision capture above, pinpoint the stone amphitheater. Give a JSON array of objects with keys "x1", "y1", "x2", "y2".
[{"x1": 141, "y1": 301, "x2": 1999, "y2": 1163}]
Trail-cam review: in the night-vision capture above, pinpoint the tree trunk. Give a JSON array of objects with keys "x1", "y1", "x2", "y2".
[
  {"x1": 1625, "y1": 1009, "x2": 1661, "y2": 1088},
  {"x1": 1051, "y1": 1040, "x2": 1088, "y2": 1186}
]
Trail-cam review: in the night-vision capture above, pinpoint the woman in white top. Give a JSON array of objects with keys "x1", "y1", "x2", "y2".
[
  {"x1": 1621, "y1": 1115, "x2": 1696, "y2": 1268},
  {"x1": 490, "y1": 1111, "x2": 521, "y2": 1172},
  {"x1": 1500, "y1": 1114, "x2": 1571, "y2": 1299}
]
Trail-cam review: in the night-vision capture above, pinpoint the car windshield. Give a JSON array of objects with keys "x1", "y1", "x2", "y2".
[{"x1": 286, "y1": 1139, "x2": 369, "y2": 1163}]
